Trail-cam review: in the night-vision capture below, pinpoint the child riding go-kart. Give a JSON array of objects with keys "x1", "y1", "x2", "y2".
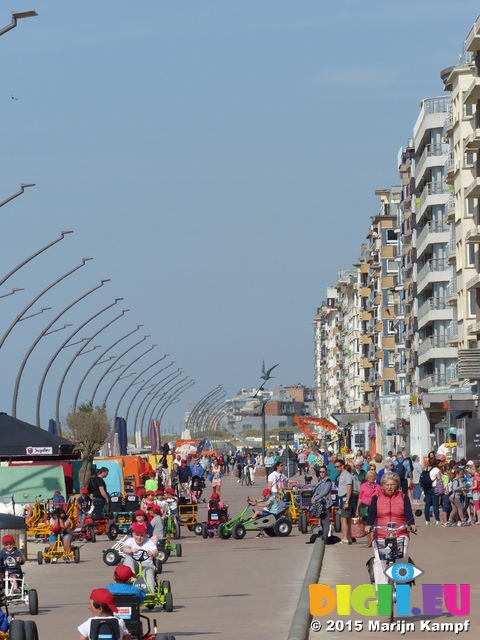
[
  {"x1": 37, "y1": 532, "x2": 80, "y2": 564},
  {"x1": 218, "y1": 493, "x2": 292, "y2": 539},
  {"x1": 130, "y1": 551, "x2": 173, "y2": 612},
  {"x1": 194, "y1": 493, "x2": 229, "y2": 538}
]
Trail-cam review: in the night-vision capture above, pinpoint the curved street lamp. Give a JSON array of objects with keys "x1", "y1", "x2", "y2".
[
  {"x1": 138, "y1": 373, "x2": 186, "y2": 436},
  {"x1": 90, "y1": 334, "x2": 147, "y2": 405},
  {"x1": 0, "y1": 231, "x2": 73, "y2": 289},
  {"x1": 12, "y1": 280, "x2": 110, "y2": 417},
  {"x1": 153, "y1": 379, "x2": 196, "y2": 433},
  {"x1": 55, "y1": 304, "x2": 126, "y2": 427},
  {"x1": 112, "y1": 354, "x2": 170, "y2": 425},
  {"x1": 0, "y1": 257, "x2": 91, "y2": 352},
  {"x1": 197, "y1": 395, "x2": 226, "y2": 436},
  {"x1": 36, "y1": 299, "x2": 124, "y2": 431},
  {"x1": 132, "y1": 368, "x2": 181, "y2": 435},
  {"x1": 0, "y1": 183, "x2": 35, "y2": 208},
  {"x1": 124, "y1": 363, "x2": 175, "y2": 426},
  {"x1": 0, "y1": 10, "x2": 37, "y2": 38},
  {"x1": 186, "y1": 385, "x2": 223, "y2": 431},
  {"x1": 103, "y1": 343, "x2": 156, "y2": 406}
]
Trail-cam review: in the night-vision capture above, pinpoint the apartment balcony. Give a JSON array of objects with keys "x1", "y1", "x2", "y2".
[
  {"x1": 419, "y1": 181, "x2": 450, "y2": 223},
  {"x1": 444, "y1": 150, "x2": 455, "y2": 184},
  {"x1": 418, "y1": 335, "x2": 457, "y2": 365},
  {"x1": 446, "y1": 194, "x2": 455, "y2": 222},
  {"x1": 465, "y1": 177, "x2": 480, "y2": 199},
  {"x1": 418, "y1": 373, "x2": 448, "y2": 390},
  {"x1": 466, "y1": 13, "x2": 480, "y2": 52},
  {"x1": 466, "y1": 273, "x2": 480, "y2": 290},
  {"x1": 444, "y1": 105, "x2": 454, "y2": 139},
  {"x1": 458, "y1": 348, "x2": 480, "y2": 379},
  {"x1": 447, "y1": 320, "x2": 458, "y2": 345},
  {"x1": 417, "y1": 258, "x2": 450, "y2": 294},
  {"x1": 467, "y1": 322, "x2": 480, "y2": 335},
  {"x1": 463, "y1": 77, "x2": 480, "y2": 105},
  {"x1": 446, "y1": 234, "x2": 456, "y2": 265},
  {"x1": 417, "y1": 297, "x2": 451, "y2": 329},
  {"x1": 416, "y1": 142, "x2": 449, "y2": 187},
  {"x1": 416, "y1": 219, "x2": 450, "y2": 260},
  {"x1": 466, "y1": 225, "x2": 480, "y2": 244},
  {"x1": 465, "y1": 129, "x2": 480, "y2": 152},
  {"x1": 447, "y1": 276, "x2": 457, "y2": 305}
]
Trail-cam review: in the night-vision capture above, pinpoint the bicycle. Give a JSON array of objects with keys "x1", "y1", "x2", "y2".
[
  {"x1": 241, "y1": 466, "x2": 252, "y2": 486},
  {"x1": 370, "y1": 523, "x2": 417, "y2": 623}
]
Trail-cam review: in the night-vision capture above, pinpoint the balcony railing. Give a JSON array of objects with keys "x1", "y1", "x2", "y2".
[
  {"x1": 420, "y1": 181, "x2": 450, "y2": 209},
  {"x1": 418, "y1": 373, "x2": 448, "y2": 390},
  {"x1": 416, "y1": 142, "x2": 449, "y2": 180},
  {"x1": 447, "y1": 320, "x2": 458, "y2": 342},
  {"x1": 416, "y1": 219, "x2": 448, "y2": 248},
  {"x1": 418, "y1": 335, "x2": 449, "y2": 357},
  {"x1": 447, "y1": 276, "x2": 457, "y2": 300},
  {"x1": 417, "y1": 258, "x2": 449, "y2": 287},
  {"x1": 417, "y1": 297, "x2": 447, "y2": 321},
  {"x1": 447, "y1": 362, "x2": 458, "y2": 383}
]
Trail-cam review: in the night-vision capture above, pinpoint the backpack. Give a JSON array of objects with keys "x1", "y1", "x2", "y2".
[
  {"x1": 419, "y1": 469, "x2": 433, "y2": 490},
  {"x1": 395, "y1": 459, "x2": 406, "y2": 480},
  {"x1": 445, "y1": 480, "x2": 453, "y2": 496},
  {"x1": 351, "y1": 474, "x2": 362, "y2": 497}
]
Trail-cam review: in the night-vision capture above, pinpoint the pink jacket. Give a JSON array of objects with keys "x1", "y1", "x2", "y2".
[{"x1": 358, "y1": 481, "x2": 381, "y2": 506}]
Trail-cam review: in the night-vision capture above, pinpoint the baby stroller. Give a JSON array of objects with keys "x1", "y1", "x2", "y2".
[
  {"x1": 190, "y1": 476, "x2": 205, "y2": 502},
  {"x1": 195, "y1": 498, "x2": 229, "y2": 538}
]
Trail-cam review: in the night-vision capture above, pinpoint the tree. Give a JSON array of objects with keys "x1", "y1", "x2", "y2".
[{"x1": 65, "y1": 401, "x2": 111, "y2": 489}]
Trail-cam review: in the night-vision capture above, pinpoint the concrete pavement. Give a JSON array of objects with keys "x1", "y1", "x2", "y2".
[
  {"x1": 19, "y1": 473, "x2": 313, "y2": 640},
  {"x1": 308, "y1": 519, "x2": 479, "y2": 640}
]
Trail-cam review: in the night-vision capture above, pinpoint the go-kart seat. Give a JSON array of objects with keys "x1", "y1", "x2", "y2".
[
  {"x1": 112, "y1": 594, "x2": 148, "y2": 640},
  {"x1": 90, "y1": 617, "x2": 121, "y2": 640}
]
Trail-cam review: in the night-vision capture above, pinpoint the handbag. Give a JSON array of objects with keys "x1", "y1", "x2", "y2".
[
  {"x1": 359, "y1": 505, "x2": 368, "y2": 519},
  {"x1": 351, "y1": 517, "x2": 366, "y2": 539}
]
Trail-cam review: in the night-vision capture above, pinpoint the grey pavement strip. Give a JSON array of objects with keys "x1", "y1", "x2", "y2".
[{"x1": 287, "y1": 538, "x2": 325, "y2": 640}]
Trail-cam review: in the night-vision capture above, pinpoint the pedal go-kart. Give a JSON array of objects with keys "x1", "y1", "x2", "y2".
[
  {"x1": 130, "y1": 551, "x2": 173, "y2": 612},
  {"x1": 156, "y1": 538, "x2": 182, "y2": 564},
  {"x1": 2, "y1": 571, "x2": 38, "y2": 616},
  {"x1": 219, "y1": 498, "x2": 292, "y2": 539},
  {"x1": 108, "y1": 593, "x2": 176, "y2": 640},
  {"x1": 0, "y1": 619, "x2": 39, "y2": 640},
  {"x1": 297, "y1": 484, "x2": 341, "y2": 534},
  {"x1": 37, "y1": 534, "x2": 80, "y2": 564},
  {"x1": 165, "y1": 514, "x2": 181, "y2": 540},
  {"x1": 102, "y1": 537, "x2": 164, "y2": 573}
]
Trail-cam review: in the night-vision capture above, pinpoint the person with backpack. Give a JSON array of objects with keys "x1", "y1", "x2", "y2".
[
  {"x1": 393, "y1": 451, "x2": 409, "y2": 496},
  {"x1": 411, "y1": 455, "x2": 423, "y2": 505},
  {"x1": 420, "y1": 458, "x2": 441, "y2": 525},
  {"x1": 446, "y1": 468, "x2": 470, "y2": 526}
]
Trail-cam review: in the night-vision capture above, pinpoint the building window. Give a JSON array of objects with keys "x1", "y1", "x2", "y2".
[
  {"x1": 467, "y1": 243, "x2": 475, "y2": 268},
  {"x1": 465, "y1": 102, "x2": 474, "y2": 118},
  {"x1": 467, "y1": 198, "x2": 475, "y2": 217},
  {"x1": 465, "y1": 151, "x2": 474, "y2": 167},
  {"x1": 469, "y1": 290, "x2": 476, "y2": 317},
  {"x1": 386, "y1": 260, "x2": 398, "y2": 273},
  {"x1": 386, "y1": 229, "x2": 397, "y2": 245}
]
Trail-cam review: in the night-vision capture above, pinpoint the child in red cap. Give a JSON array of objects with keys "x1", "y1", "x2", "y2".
[
  {"x1": 0, "y1": 535, "x2": 24, "y2": 593},
  {"x1": 131, "y1": 510, "x2": 153, "y2": 538},
  {"x1": 78, "y1": 588, "x2": 130, "y2": 640},
  {"x1": 250, "y1": 488, "x2": 278, "y2": 536},
  {"x1": 77, "y1": 488, "x2": 92, "y2": 525},
  {"x1": 122, "y1": 524, "x2": 158, "y2": 593},
  {"x1": 140, "y1": 491, "x2": 156, "y2": 513},
  {"x1": 104, "y1": 565, "x2": 145, "y2": 603},
  {"x1": 164, "y1": 487, "x2": 179, "y2": 527}
]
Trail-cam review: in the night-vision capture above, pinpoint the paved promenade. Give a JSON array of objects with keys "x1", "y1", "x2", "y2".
[
  {"x1": 308, "y1": 518, "x2": 479, "y2": 640},
  {"x1": 20, "y1": 473, "x2": 311, "y2": 640}
]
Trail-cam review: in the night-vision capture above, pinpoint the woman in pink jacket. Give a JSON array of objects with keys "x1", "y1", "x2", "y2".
[{"x1": 355, "y1": 469, "x2": 381, "y2": 547}]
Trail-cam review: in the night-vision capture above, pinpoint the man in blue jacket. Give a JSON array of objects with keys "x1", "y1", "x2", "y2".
[{"x1": 190, "y1": 456, "x2": 204, "y2": 478}]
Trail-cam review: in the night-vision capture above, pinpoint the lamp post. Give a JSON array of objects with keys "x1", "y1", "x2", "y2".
[
  {"x1": 90, "y1": 334, "x2": 147, "y2": 405},
  {"x1": 112, "y1": 354, "x2": 170, "y2": 426},
  {"x1": 0, "y1": 288, "x2": 24, "y2": 300},
  {"x1": 55, "y1": 304, "x2": 126, "y2": 427},
  {"x1": 0, "y1": 183, "x2": 35, "y2": 208},
  {"x1": 124, "y1": 363, "x2": 175, "y2": 426},
  {"x1": 135, "y1": 370, "x2": 183, "y2": 436},
  {"x1": 197, "y1": 395, "x2": 226, "y2": 436},
  {"x1": 153, "y1": 379, "x2": 196, "y2": 433},
  {"x1": 189, "y1": 386, "x2": 224, "y2": 436},
  {"x1": 102, "y1": 343, "x2": 156, "y2": 406},
  {"x1": 144, "y1": 378, "x2": 191, "y2": 440},
  {"x1": 0, "y1": 257, "x2": 91, "y2": 352},
  {"x1": 186, "y1": 387, "x2": 218, "y2": 431},
  {"x1": 0, "y1": 231, "x2": 73, "y2": 289},
  {"x1": 0, "y1": 10, "x2": 37, "y2": 38},
  {"x1": 12, "y1": 280, "x2": 110, "y2": 417},
  {"x1": 36, "y1": 299, "x2": 124, "y2": 431}
]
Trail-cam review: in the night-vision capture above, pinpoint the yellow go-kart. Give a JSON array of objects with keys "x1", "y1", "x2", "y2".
[{"x1": 37, "y1": 533, "x2": 80, "y2": 564}]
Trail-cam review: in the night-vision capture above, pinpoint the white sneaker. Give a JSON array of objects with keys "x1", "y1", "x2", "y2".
[
  {"x1": 435, "y1": 521, "x2": 440, "y2": 525},
  {"x1": 237, "y1": 480, "x2": 240, "y2": 483}
]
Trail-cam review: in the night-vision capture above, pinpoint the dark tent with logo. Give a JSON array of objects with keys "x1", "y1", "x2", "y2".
[{"x1": 0, "y1": 413, "x2": 78, "y2": 461}]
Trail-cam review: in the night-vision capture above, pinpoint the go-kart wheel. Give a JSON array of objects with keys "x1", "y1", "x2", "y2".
[
  {"x1": 274, "y1": 518, "x2": 292, "y2": 537},
  {"x1": 107, "y1": 522, "x2": 118, "y2": 540},
  {"x1": 298, "y1": 513, "x2": 308, "y2": 534},
  {"x1": 193, "y1": 522, "x2": 203, "y2": 536},
  {"x1": 154, "y1": 558, "x2": 163, "y2": 573},
  {"x1": 174, "y1": 523, "x2": 181, "y2": 539},
  {"x1": 37, "y1": 551, "x2": 43, "y2": 565},
  {"x1": 201, "y1": 524, "x2": 207, "y2": 539},
  {"x1": 208, "y1": 532, "x2": 214, "y2": 538},
  {"x1": 74, "y1": 547, "x2": 80, "y2": 563},
  {"x1": 164, "y1": 591, "x2": 173, "y2": 612},
  {"x1": 90, "y1": 529, "x2": 96, "y2": 543},
  {"x1": 218, "y1": 523, "x2": 231, "y2": 539},
  {"x1": 285, "y1": 511, "x2": 292, "y2": 523},
  {"x1": 103, "y1": 549, "x2": 120, "y2": 566},
  {"x1": 162, "y1": 580, "x2": 171, "y2": 592},
  {"x1": 187, "y1": 524, "x2": 195, "y2": 532},
  {"x1": 334, "y1": 511, "x2": 342, "y2": 533},
  {"x1": 9, "y1": 619, "x2": 26, "y2": 640},
  {"x1": 24, "y1": 620, "x2": 38, "y2": 640},
  {"x1": 264, "y1": 527, "x2": 276, "y2": 537},
  {"x1": 232, "y1": 523, "x2": 246, "y2": 540},
  {"x1": 157, "y1": 548, "x2": 169, "y2": 564},
  {"x1": 175, "y1": 543, "x2": 182, "y2": 557},
  {"x1": 28, "y1": 588, "x2": 39, "y2": 615}
]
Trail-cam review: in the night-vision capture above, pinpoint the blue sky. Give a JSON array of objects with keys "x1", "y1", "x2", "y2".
[{"x1": 1, "y1": 1, "x2": 479, "y2": 436}]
